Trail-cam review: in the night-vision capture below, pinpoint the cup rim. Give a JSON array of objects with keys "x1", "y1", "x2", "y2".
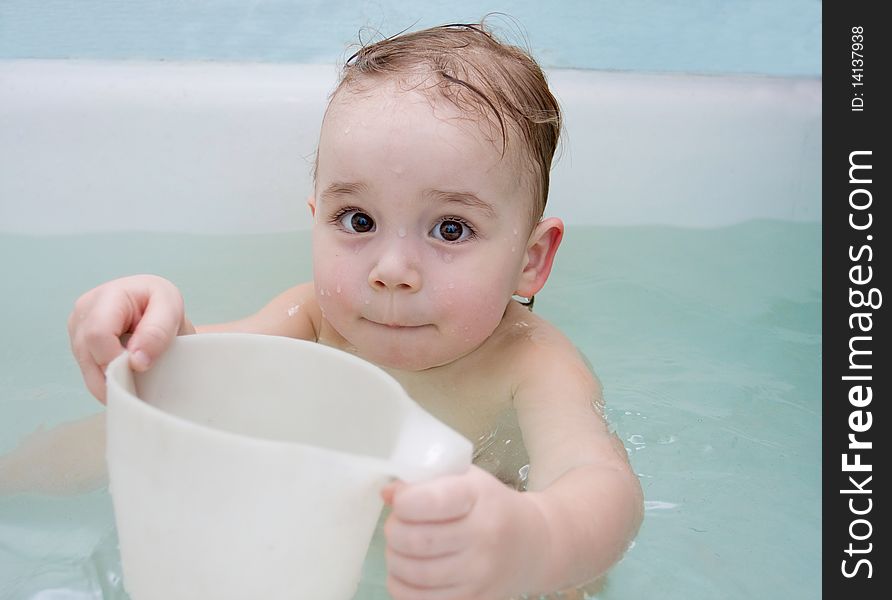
[{"x1": 104, "y1": 332, "x2": 408, "y2": 474}]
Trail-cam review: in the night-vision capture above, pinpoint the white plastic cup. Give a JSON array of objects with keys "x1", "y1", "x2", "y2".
[{"x1": 105, "y1": 333, "x2": 472, "y2": 600}]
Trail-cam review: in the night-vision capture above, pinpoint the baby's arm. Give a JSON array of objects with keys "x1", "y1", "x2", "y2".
[
  {"x1": 194, "y1": 281, "x2": 320, "y2": 340},
  {"x1": 380, "y1": 335, "x2": 642, "y2": 600},
  {"x1": 512, "y1": 347, "x2": 643, "y2": 591}
]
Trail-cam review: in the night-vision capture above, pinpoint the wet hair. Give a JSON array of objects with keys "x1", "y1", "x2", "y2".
[{"x1": 319, "y1": 19, "x2": 562, "y2": 225}]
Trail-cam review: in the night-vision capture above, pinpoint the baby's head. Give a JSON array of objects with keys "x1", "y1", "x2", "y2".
[
  {"x1": 325, "y1": 21, "x2": 562, "y2": 225},
  {"x1": 309, "y1": 22, "x2": 565, "y2": 370}
]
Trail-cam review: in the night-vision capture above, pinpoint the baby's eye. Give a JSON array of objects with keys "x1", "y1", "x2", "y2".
[
  {"x1": 338, "y1": 210, "x2": 375, "y2": 233},
  {"x1": 431, "y1": 218, "x2": 474, "y2": 243}
]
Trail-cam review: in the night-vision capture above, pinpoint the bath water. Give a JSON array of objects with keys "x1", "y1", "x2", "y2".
[{"x1": 0, "y1": 221, "x2": 821, "y2": 599}]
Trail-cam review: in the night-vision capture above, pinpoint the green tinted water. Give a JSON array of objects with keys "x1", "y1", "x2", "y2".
[{"x1": 0, "y1": 221, "x2": 821, "y2": 599}]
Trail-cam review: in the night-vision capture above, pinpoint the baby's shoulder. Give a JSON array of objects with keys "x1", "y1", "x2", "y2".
[
  {"x1": 491, "y1": 302, "x2": 598, "y2": 385},
  {"x1": 254, "y1": 281, "x2": 323, "y2": 340},
  {"x1": 491, "y1": 304, "x2": 605, "y2": 427}
]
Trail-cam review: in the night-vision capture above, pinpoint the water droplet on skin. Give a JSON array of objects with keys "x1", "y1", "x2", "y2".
[
  {"x1": 513, "y1": 228, "x2": 518, "y2": 235},
  {"x1": 364, "y1": 299, "x2": 371, "y2": 305},
  {"x1": 287, "y1": 304, "x2": 301, "y2": 317},
  {"x1": 343, "y1": 127, "x2": 351, "y2": 135},
  {"x1": 336, "y1": 284, "x2": 341, "y2": 294},
  {"x1": 644, "y1": 501, "x2": 678, "y2": 511},
  {"x1": 398, "y1": 227, "x2": 407, "y2": 238},
  {"x1": 510, "y1": 246, "x2": 516, "y2": 253}
]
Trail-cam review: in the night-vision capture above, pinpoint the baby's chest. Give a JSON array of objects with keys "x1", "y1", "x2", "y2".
[
  {"x1": 401, "y1": 375, "x2": 510, "y2": 441},
  {"x1": 399, "y1": 375, "x2": 531, "y2": 487}
]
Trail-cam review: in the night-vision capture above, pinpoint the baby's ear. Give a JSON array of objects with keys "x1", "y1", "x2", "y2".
[
  {"x1": 515, "y1": 217, "x2": 564, "y2": 298},
  {"x1": 307, "y1": 195, "x2": 316, "y2": 217}
]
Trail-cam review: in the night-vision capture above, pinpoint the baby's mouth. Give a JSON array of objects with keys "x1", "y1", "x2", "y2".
[{"x1": 363, "y1": 317, "x2": 429, "y2": 329}]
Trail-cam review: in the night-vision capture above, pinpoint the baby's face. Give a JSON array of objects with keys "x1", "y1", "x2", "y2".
[{"x1": 311, "y1": 79, "x2": 534, "y2": 371}]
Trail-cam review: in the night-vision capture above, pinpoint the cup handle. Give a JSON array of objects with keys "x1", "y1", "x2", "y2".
[{"x1": 387, "y1": 410, "x2": 472, "y2": 483}]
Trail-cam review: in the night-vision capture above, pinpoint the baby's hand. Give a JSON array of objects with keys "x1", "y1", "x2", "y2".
[
  {"x1": 381, "y1": 465, "x2": 549, "y2": 600},
  {"x1": 67, "y1": 274, "x2": 191, "y2": 403}
]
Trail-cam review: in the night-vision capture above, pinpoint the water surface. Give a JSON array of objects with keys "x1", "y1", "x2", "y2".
[{"x1": 0, "y1": 221, "x2": 821, "y2": 599}]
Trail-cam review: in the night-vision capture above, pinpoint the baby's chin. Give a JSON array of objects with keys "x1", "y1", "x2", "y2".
[
  {"x1": 349, "y1": 331, "x2": 478, "y2": 373},
  {"x1": 357, "y1": 342, "x2": 454, "y2": 372},
  {"x1": 327, "y1": 317, "x2": 487, "y2": 372}
]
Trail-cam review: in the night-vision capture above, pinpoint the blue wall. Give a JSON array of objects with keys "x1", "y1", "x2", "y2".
[{"x1": 0, "y1": 0, "x2": 821, "y2": 76}]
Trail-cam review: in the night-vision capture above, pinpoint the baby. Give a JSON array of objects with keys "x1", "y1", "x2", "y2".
[{"x1": 67, "y1": 22, "x2": 642, "y2": 600}]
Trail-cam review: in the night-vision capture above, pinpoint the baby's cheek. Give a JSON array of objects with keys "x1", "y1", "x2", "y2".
[
  {"x1": 436, "y1": 282, "x2": 507, "y2": 340},
  {"x1": 314, "y1": 263, "x2": 360, "y2": 318}
]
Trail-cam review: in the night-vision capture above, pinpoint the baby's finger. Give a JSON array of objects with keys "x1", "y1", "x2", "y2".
[
  {"x1": 384, "y1": 516, "x2": 468, "y2": 558},
  {"x1": 74, "y1": 349, "x2": 111, "y2": 404},
  {"x1": 387, "y1": 574, "x2": 459, "y2": 600},
  {"x1": 126, "y1": 288, "x2": 184, "y2": 371},
  {"x1": 386, "y1": 547, "x2": 467, "y2": 591},
  {"x1": 391, "y1": 475, "x2": 476, "y2": 523},
  {"x1": 78, "y1": 292, "x2": 131, "y2": 368},
  {"x1": 381, "y1": 480, "x2": 407, "y2": 505}
]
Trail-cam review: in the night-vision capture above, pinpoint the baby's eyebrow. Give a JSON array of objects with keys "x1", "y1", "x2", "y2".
[
  {"x1": 426, "y1": 189, "x2": 497, "y2": 218},
  {"x1": 319, "y1": 182, "x2": 497, "y2": 218},
  {"x1": 320, "y1": 181, "x2": 368, "y2": 200}
]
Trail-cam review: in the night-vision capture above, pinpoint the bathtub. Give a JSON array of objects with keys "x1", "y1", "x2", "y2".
[
  {"x1": 0, "y1": 60, "x2": 820, "y2": 233},
  {"x1": 0, "y1": 60, "x2": 821, "y2": 599}
]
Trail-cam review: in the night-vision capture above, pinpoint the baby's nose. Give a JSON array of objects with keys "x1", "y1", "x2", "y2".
[{"x1": 368, "y1": 244, "x2": 421, "y2": 292}]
